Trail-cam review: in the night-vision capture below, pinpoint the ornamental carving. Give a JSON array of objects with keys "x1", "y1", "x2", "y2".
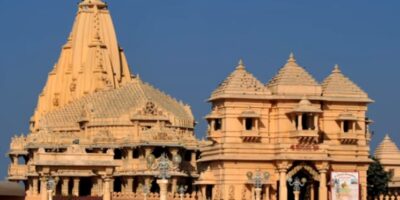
[
  {"x1": 69, "y1": 79, "x2": 77, "y2": 92},
  {"x1": 52, "y1": 94, "x2": 60, "y2": 107},
  {"x1": 286, "y1": 163, "x2": 320, "y2": 181},
  {"x1": 144, "y1": 101, "x2": 157, "y2": 115},
  {"x1": 228, "y1": 185, "x2": 235, "y2": 200}
]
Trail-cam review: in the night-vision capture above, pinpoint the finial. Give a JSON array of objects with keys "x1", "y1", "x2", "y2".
[
  {"x1": 236, "y1": 58, "x2": 245, "y2": 70},
  {"x1": 384, "y1": 134, "x2": 391, "y2": 140},
  {"x1": 287, "y1": 52, "x2": 296, "y2": 63},
  {"x1": 333, "y1": 64, "x2": 341, "y2": 73}
]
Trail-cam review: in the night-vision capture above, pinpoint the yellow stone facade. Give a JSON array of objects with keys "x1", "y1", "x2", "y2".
[
  {"x1": 196, "y1": 57, "x2": 373, "y2": 200},
  {"x1": 8, "y1": 1, "x2": 379, "y2": 200},
  {"x1": 9, "y1": 1, "x2": 199, "y2": 200}
]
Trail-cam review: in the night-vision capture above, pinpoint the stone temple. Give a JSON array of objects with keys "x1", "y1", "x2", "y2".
[
  {"x1": 8, "y1": 0, "x2": 396, "y2": 200},
  {"x1": 8, "y1": 0, "x2": 199, "y2": 199}
]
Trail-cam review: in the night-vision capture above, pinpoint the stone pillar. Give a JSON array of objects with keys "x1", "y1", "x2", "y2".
[
  {"x1": 171, "y1": 177, "x2": 178, "y2": 195},
  {"x1": 48, "y1": 189, "x2": 53, "y2": 200},
  {"x1": 121, "y1": 178, "x2": 127, "y2": 193},
  {"x1": 265, "y1": 185, "x2": 270, "y2": 200},
  {"x1": 33, "y1": 177, "x2": 39, "y2": 195},
  {"x1": 255, "y1": 118, "x2": 259, "y2": 130},
  {"x1": 40, "y1": 177, "x2": 47, "y2": 200},
  {"x1": 340, "y1": 121, "x2": 344, "y2": 133},
  {"x1": 91, "y1": 178, "x2": 98, "y2": 196},
  {"x1": 319, "y1": 170, "x2": 328, "y2": 200},
  {"x1": 103, "y1": 177, "x2": 111, "y2": 200},
  {"x1": 12, "y1": 155, "x2": 18, "y2": 165},
  {"x1": 314, "y1": 115, "x2": 318, "y2": 130},
  {"x1": 361, "y1": 182, "x2": 367, "y2": 200},
  {"x1": 294, "y1": 191, "x2": 300, "y2": 200},
  {"x1": 191, "y1": 152, "x2": 197, "y2": 169},
  {"x1": 279, "y1": 169, "x2": 287, "y2": 200},
  {"x1": 61, "y1": 177, "x2": 69, "y2": 196},
  {"x1": 98, "y1": 178, "x2": 104, "y2": 196},
  {"x1": 126, "y1": 177, "x2": 133, "y2": 193},
  {"x1": 255, "y1": 188, "x2": 262, "y2": 200},
  {"x1": 201, "y1": 186, "x2": 206, "y2": 200},
  {"x1": 352, "y1": 121, "x2": 356, "y2": 133},
  {"x1": 127, "y1": 148, "x2": 133, "y2": 160},
  {"x1": 298, "y1": 114, "x2": 303, "y2": 130},
  {"x1": 157, "y1": 179, "x2": 169, "y2": 200},
  {"x1": 110, "y1": 178, "x2": 114, "y2": 193},
  {"x1": 72, "y1": 178, "x2": 80, "y2": 196},
  {"x1": 310, "y1": 184, "x2": 314, "y2": 200}
]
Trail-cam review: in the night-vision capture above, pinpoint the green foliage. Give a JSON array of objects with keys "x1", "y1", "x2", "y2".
[{"x1": 367, "y1": 157, "x2": 390, "y2": 197}]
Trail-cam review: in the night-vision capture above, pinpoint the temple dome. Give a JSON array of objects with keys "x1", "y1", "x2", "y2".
[
  {"x1": 38, "y1": 77, "x2": 194, "y2": 130},
  {"x1": 321, "y1": 65, "x2": 371, "y2": 102},
  {"x1": 266, "y1": 53, "x2": 321, "y2": 95},
  {"x1": 375, "y1": 134, "x2": 400, "y2": 165},
  {"x1": 210, "y1": 59, "x2": 270, "y2": 100}
]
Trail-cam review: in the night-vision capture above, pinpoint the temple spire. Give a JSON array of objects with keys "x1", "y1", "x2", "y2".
[
  {"x1": 32, "y1": 1, "x2": 132, "y2": 130},
  {"x1": 236, "y1": 58, "x2": 245, "y2": 70},
  {"x1": 287, "y1": 52, "x2": 296, "y2": 63},
  {"x1": 333, "y1": 64, "x2": 341, "y2": 73}
]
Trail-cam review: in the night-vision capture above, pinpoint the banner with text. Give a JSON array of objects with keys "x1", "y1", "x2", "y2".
[{"x1": 331, "y1": 172, "x2": 359, "y2": 200}]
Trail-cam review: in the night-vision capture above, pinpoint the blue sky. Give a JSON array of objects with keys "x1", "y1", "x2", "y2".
[{"x1": 0, "y1": 0, "x2": 399, "y2": 179}]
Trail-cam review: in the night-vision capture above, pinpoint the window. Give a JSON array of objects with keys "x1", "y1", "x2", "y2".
[
  {"x1": 214, "y1": 119, "x2": 222, "y2": 131},
  {"x1": 389, "y1": 169, "x2": 395, "y2": 179},
  {"x1": 343, "y1": 121, "x2": 351, "y2": 133},
  {"x1": 302, "y1": 113, "x2": 309, "y2": 130},
  {"x1": 114, "y1": 149, "x2": 123, "y2": 160},
  {"x1": 133, "y1": 148, "x2": 141, "y2": 159},
  {"x1": 245, "y1": 118, "x2": 253, "y2": 131}
]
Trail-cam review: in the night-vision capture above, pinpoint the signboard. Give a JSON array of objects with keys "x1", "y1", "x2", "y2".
[{"x1": 331, "y1": 172, "x2": 359, "y2": 200}]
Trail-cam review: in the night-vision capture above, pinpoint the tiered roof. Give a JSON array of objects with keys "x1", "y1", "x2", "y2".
[
  {"x1": 39, "y1": 77, "x2": 194, "y2": 130},
  {"x1": 210, "y1": 54, "x2": 371, "y2": 102},
  {"x1": 210, "y1": 60, "x2": 270, "y2": 100},
  {"x1": 375, "y1": 135, "x2": 400, "y2": 165},
  {"x1": 321, "y1": 65, "x2": 370, "y2": 101},
  {"x1": 33, "y1": 0, "x2": 195, "y2": 131},
  {"x1": 266, "y1": 53, "x2": 321, "y2": 95}
]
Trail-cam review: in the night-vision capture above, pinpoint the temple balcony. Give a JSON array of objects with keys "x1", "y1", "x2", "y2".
[
  {"x1": 240, "y1": 130, "x2": 261, "y2": 143},
  {"x1": 8, "y1": 164, "x2": 28, "y2": 180},
  {"x1": 291, "y1": 130, "x2": 319, "y2": 144},
  {"x1": 337, "y1": 132, "x2": 359, "y2": 145},
  {"x1": 9, "y1": 135, "x2": 27, "y2": 155}
]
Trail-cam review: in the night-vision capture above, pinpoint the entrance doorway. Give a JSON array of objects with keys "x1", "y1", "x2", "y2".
[{"x1": 286, "y1": 163, "x2": 320, "y2": 200}]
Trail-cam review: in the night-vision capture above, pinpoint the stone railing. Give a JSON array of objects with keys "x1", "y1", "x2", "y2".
[
  {"x1": 10, "y1": 135, "x2": 27, "y2": 152},
  {"x1": 8, "y1": 164, "x2": 28, "y2": 178},
  {"x1": 370, "y1": 194, "x2": 400, "y2": 200},
  {"x1": 112, "y1": 192, "x2": 197, "y2": 200}
]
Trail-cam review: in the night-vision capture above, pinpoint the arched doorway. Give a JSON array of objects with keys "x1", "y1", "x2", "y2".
[{"x1": 286, "y1": 163, "x2": 320, "y2": 200}]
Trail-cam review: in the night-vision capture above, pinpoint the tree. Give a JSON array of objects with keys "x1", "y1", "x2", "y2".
[{"x1": 367, "y1": 157, "x2": 390, "y2": 197}]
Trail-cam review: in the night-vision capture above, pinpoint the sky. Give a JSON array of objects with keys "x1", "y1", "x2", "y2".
[{"x1": 0, "y1": 0, "x2": 399, "y2": 180}]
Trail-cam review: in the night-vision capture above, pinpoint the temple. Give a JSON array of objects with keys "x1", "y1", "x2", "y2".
[
  {"x1": 375, "y1": 135, "x2": 400, "y2": 191},
  {"x1": 8, "y1": 1, "x2": 393, "y2": 200},
  {"x1": 196, "y1": 57, "x2": 373, "y2": 200},
  {"x1": 8, "y1": 1, "x2": 199, "y2": 200}
]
